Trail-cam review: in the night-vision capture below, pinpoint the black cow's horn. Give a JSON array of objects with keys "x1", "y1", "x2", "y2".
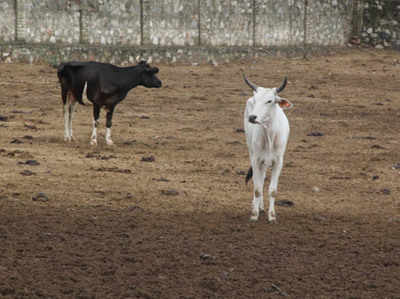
[
  {"x1": 276, "y1": 77, "x2": 287, "y2": 93},
  {"x1": 241, "y1": 70, "x2": 258, "y2": 92}
]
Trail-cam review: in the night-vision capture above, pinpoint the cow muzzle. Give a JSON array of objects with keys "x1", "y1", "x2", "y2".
[{"x1": 248, "y1": 115, "x2": 258, "y2": 124}]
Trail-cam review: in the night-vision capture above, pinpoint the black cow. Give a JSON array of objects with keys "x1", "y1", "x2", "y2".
[{"x1": 57, "y1": 60, "x2": 162, "y2": 145}]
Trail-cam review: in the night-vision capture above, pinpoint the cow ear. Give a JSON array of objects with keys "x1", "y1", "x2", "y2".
[{"x1": 277, "y1": 97, "x2": 293, "y2": 109}]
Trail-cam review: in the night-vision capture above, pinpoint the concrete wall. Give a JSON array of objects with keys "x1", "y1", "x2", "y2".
[
  {"x1": 0, "y1": 0, "x2": 15, "y2": 43},
  {"x1": 144, "y1": 0, "x2": 198, "y2": 46},
  {"x1": 307, "y1": 0, "x2": 353, "y2": 46},
  {"x1": 87, "y1": 0, "x2": 141, "y2": 46},
  {"x1": 0, "y1": 0, "x2": 354, "y2": 64},
  {"x1": 25, "y1": 0, "x2": 80, "y2": 44},
  {"x1": 256, "y1": 0, "x2": 298, "y2": 47},
  {"x1": 200, "y1": 0, "x2": 253, "y2": 47}
]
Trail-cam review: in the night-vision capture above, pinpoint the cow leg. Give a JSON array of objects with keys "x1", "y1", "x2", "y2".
[
  {"x1": 63, "y1": 91, "x2": 74, "y2": 142},
  {"x1": 105, "y1": 106, "x2": 115, "y2": 145},
  {"x1": 268, "y1": 157, "x2": 283, "y2": 222},
  {"x1": 63, "y1": 102, "x2": 70, "y2": 141},
  {"x1": 61, "y1": 86, "x2": 70, "y2": 142},
  {"x1": 250, "y1": 160, "x2": 266, "y2": 221},
  {"x1": 90, "y1": 104, "x2": 100, "y2": 146},
  {"x1": 68, "y1": 97, "x2": 78, "y2": 141}
]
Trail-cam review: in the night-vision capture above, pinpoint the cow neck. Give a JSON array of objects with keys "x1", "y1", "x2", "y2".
[{"x1": 117, "y1": 66, "x2": 143, "y2": 90}]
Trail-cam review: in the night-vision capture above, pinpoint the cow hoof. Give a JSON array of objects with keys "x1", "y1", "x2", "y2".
[
  {"x1": 106, "y1": 139, "x2": 114, "y2": 146},
  {"x1": 250, "y1": 215, "x2": 258, "y2": 222},
  {"x1": 64, "y1": 137, "x2": 71, "y2": 142},
  {"x1": 90, "y1": 139, "x2": 97, "y2": 146}
]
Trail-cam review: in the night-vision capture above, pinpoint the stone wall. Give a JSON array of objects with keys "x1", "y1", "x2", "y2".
[
  {"x1": 0, "y1": 0, "x2": 355, "y2": 64},
  {"x1": 360, "y1": 0, "x2": 400, "y2": 49}
]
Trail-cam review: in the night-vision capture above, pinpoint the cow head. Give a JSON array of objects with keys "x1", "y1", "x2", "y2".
[
  {"x1": 138, "y1": 60, "x2": 162, "y2": 88},
  {"x1": 243, "y1": 71, "x2": 292, "y2": 125}
]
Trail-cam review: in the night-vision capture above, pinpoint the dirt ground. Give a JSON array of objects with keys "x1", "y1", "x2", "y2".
[{"x1": 0, "y1": 49, "x2": 399, "y2": 298}]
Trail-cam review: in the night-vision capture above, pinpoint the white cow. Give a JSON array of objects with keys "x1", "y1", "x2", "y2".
[{"x1": 242, "y1": 72, "x2": 293, "y2": 222}]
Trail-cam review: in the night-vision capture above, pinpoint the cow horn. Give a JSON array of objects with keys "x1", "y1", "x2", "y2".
[
  {"x1": 241, "y1": 69, "x2": 258, "y2": 92},
  {"x1": 276, "y1": 77, "x2": 287, "y2": 93}
]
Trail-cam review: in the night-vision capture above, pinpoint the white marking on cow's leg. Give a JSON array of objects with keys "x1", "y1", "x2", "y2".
[
  {"x1": 82, "y1": 82, "x2": 87, "y2": 101},
  {"x1": 91, "y1": 105, "x2": 100, "y2": 145},
  {"x1": 250, "y1": 164, "x2": 266, "y2": 221},
  {"x1": 105, "y1": 128, "x2": 113, "y2": 145},
  {"x1": 63, "y1": 103, "x2": 71, "y2": 142},
  {"x1": 268, "y1": 193, "x2": 276, "y2": 222},
  {"x1": 268, "y1": 158, "x2": 283, "y2": 222},
  {"x1": 90, "y1": 120, "x2": 98, "y2": 146},
  {"x1": 259, "y1": 192, "x2": 265, "y2": 212},
  {"x1": 68, "y1": 101, "x2": 77, "y2": 141}
]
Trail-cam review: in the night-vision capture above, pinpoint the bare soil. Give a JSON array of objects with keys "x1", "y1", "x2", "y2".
[{"x1": 0, "y1": 49, "x2": 399, "y2": 299}]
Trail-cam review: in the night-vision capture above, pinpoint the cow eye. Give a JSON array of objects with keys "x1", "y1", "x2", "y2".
[{"x1": 266, "y1": 100, "x2": 272, "y2": 104}]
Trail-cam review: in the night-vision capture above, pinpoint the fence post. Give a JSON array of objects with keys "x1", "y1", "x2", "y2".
[
  {"x1": 303, "y1": 0, "x2": 308, "y2": 59},
  {"x1": 288, "y1": 0, "x2": 293, "y2": 46},
  {"x1": 140, "y1": 0, "x2": 144, "y2": 45},
  {"x1": 15, "y1": 0, "x2": 26, "y2": 42},
  {"x1": 140, "y1": 0, "x2": 151, "y2": 45},
  {"x1": 197, "y1": 0, "x2": 201, "y2": 46},
  {"x1": 79, "y1": 0, "x2": 88, "y2": 44},
  {"x1": 252, "y1": 0, "x2": 256, "y2": 47}
]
